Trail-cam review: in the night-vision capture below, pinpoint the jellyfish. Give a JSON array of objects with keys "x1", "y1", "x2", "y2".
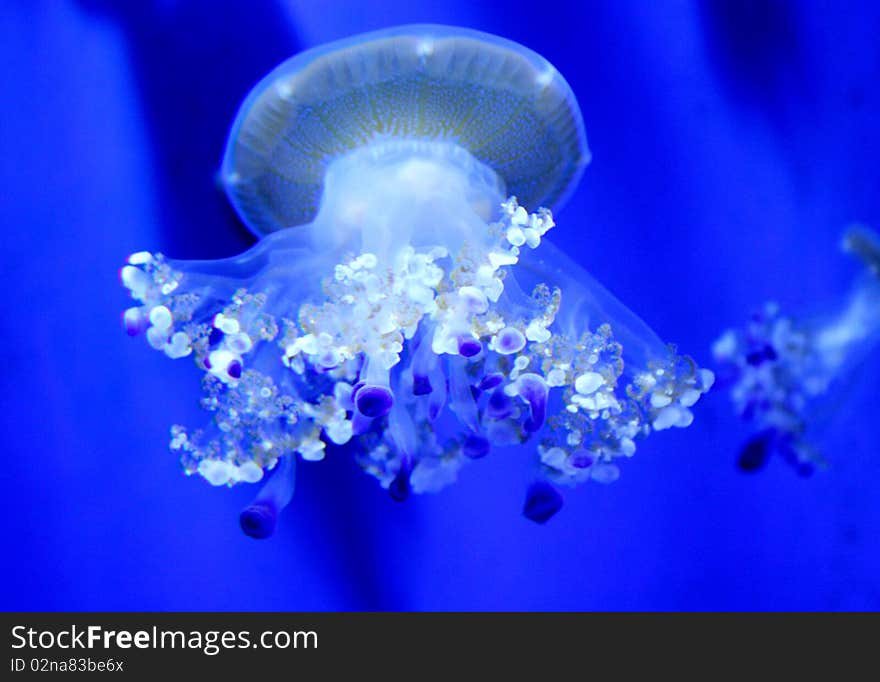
[
  {"x1": 120, "y1": 25, "x2": 714, "y2": 535},
  {"x1": 713, "y1": 224, "x2": 880, "y2": 475}
]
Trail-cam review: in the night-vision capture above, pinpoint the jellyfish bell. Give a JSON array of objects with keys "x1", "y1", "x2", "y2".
[
  {"x1": 221, "y1": 24, "x2": 588, "y2": 235},
  {"x1": 121, "y1": 25, "x2": 713, "y2": 536}
]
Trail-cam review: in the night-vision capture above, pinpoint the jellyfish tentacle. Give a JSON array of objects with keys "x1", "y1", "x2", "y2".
[
  {"x1": 448, "y1": 356, "x2": 481, "y2": 433},
  {"x1": 239, "y1": 455, "x2": 296, "y2": 539},
  {"x1": 124, "y1": 139, "x2": 713, "y2": 529},
  {"x1": 410, "y1": 329, "x2": 437, "y2": 395},
  {"x1": 714, "y1": 224, "x2": 880, "y2": 473},
  {"x1": 843, "y1": 224, "x2": 880, "y2": 277},
  {"x1": 426, "y1": 363, "x2": 448, "y2": 421}
]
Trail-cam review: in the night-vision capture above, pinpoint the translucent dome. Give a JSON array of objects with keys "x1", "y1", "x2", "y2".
[{"x1": 221, "y1": 24, "x2": 589, "y2": 235}]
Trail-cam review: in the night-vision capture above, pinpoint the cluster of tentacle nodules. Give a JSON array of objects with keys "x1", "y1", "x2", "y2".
[{"x1": 122, "y1": 198, "x2": 712, "y2": 527}]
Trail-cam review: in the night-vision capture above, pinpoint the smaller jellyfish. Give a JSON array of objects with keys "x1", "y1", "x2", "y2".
[
  {"x1": 713, "y1": 225, "x2": 880, "y2": 474},
  {"x1": 121, "y1": 26, "x2": 714, "y2": 535}
]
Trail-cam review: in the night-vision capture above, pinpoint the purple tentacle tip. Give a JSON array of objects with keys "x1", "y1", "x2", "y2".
[
  {"x1": 208, "y1": 326, "x2": 224, "y2": 347},
  {"x1": 463, "y1": 434, "x2": 491, "y2": 459},
  {"x1": 478, "y1": 373, "x2": 504, "y2": 391},
  {"x1": 458, "y1": 336, "x2": 482, "y2": 358},
  {"x1": 356, "y1": 385, "x2": 394, "y2": 418},
  {"x1": 738, "y1": 429, "x2": 774, "y2": 472},
  {"x1": 123, "y1": 311, "x2": 146, "y2": 336},
  {"x1": 487, "y1": 389, "x2": 514, "y2": 419},
  {"x1": 227, "y1": 359, "x2": 242, "y2": 379},
  {"x1": 389, "y1": 469, "x2": 411, "y2": 502},
  {"x1": 523, "y1": 481, "x2": 563, "y2": 524},
  {"x1": 239, "y1": 501, "x2": 278, "y2": 539},
  {"x1": 412, "y1": 374, "x2": 432, "y2": 396}
]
